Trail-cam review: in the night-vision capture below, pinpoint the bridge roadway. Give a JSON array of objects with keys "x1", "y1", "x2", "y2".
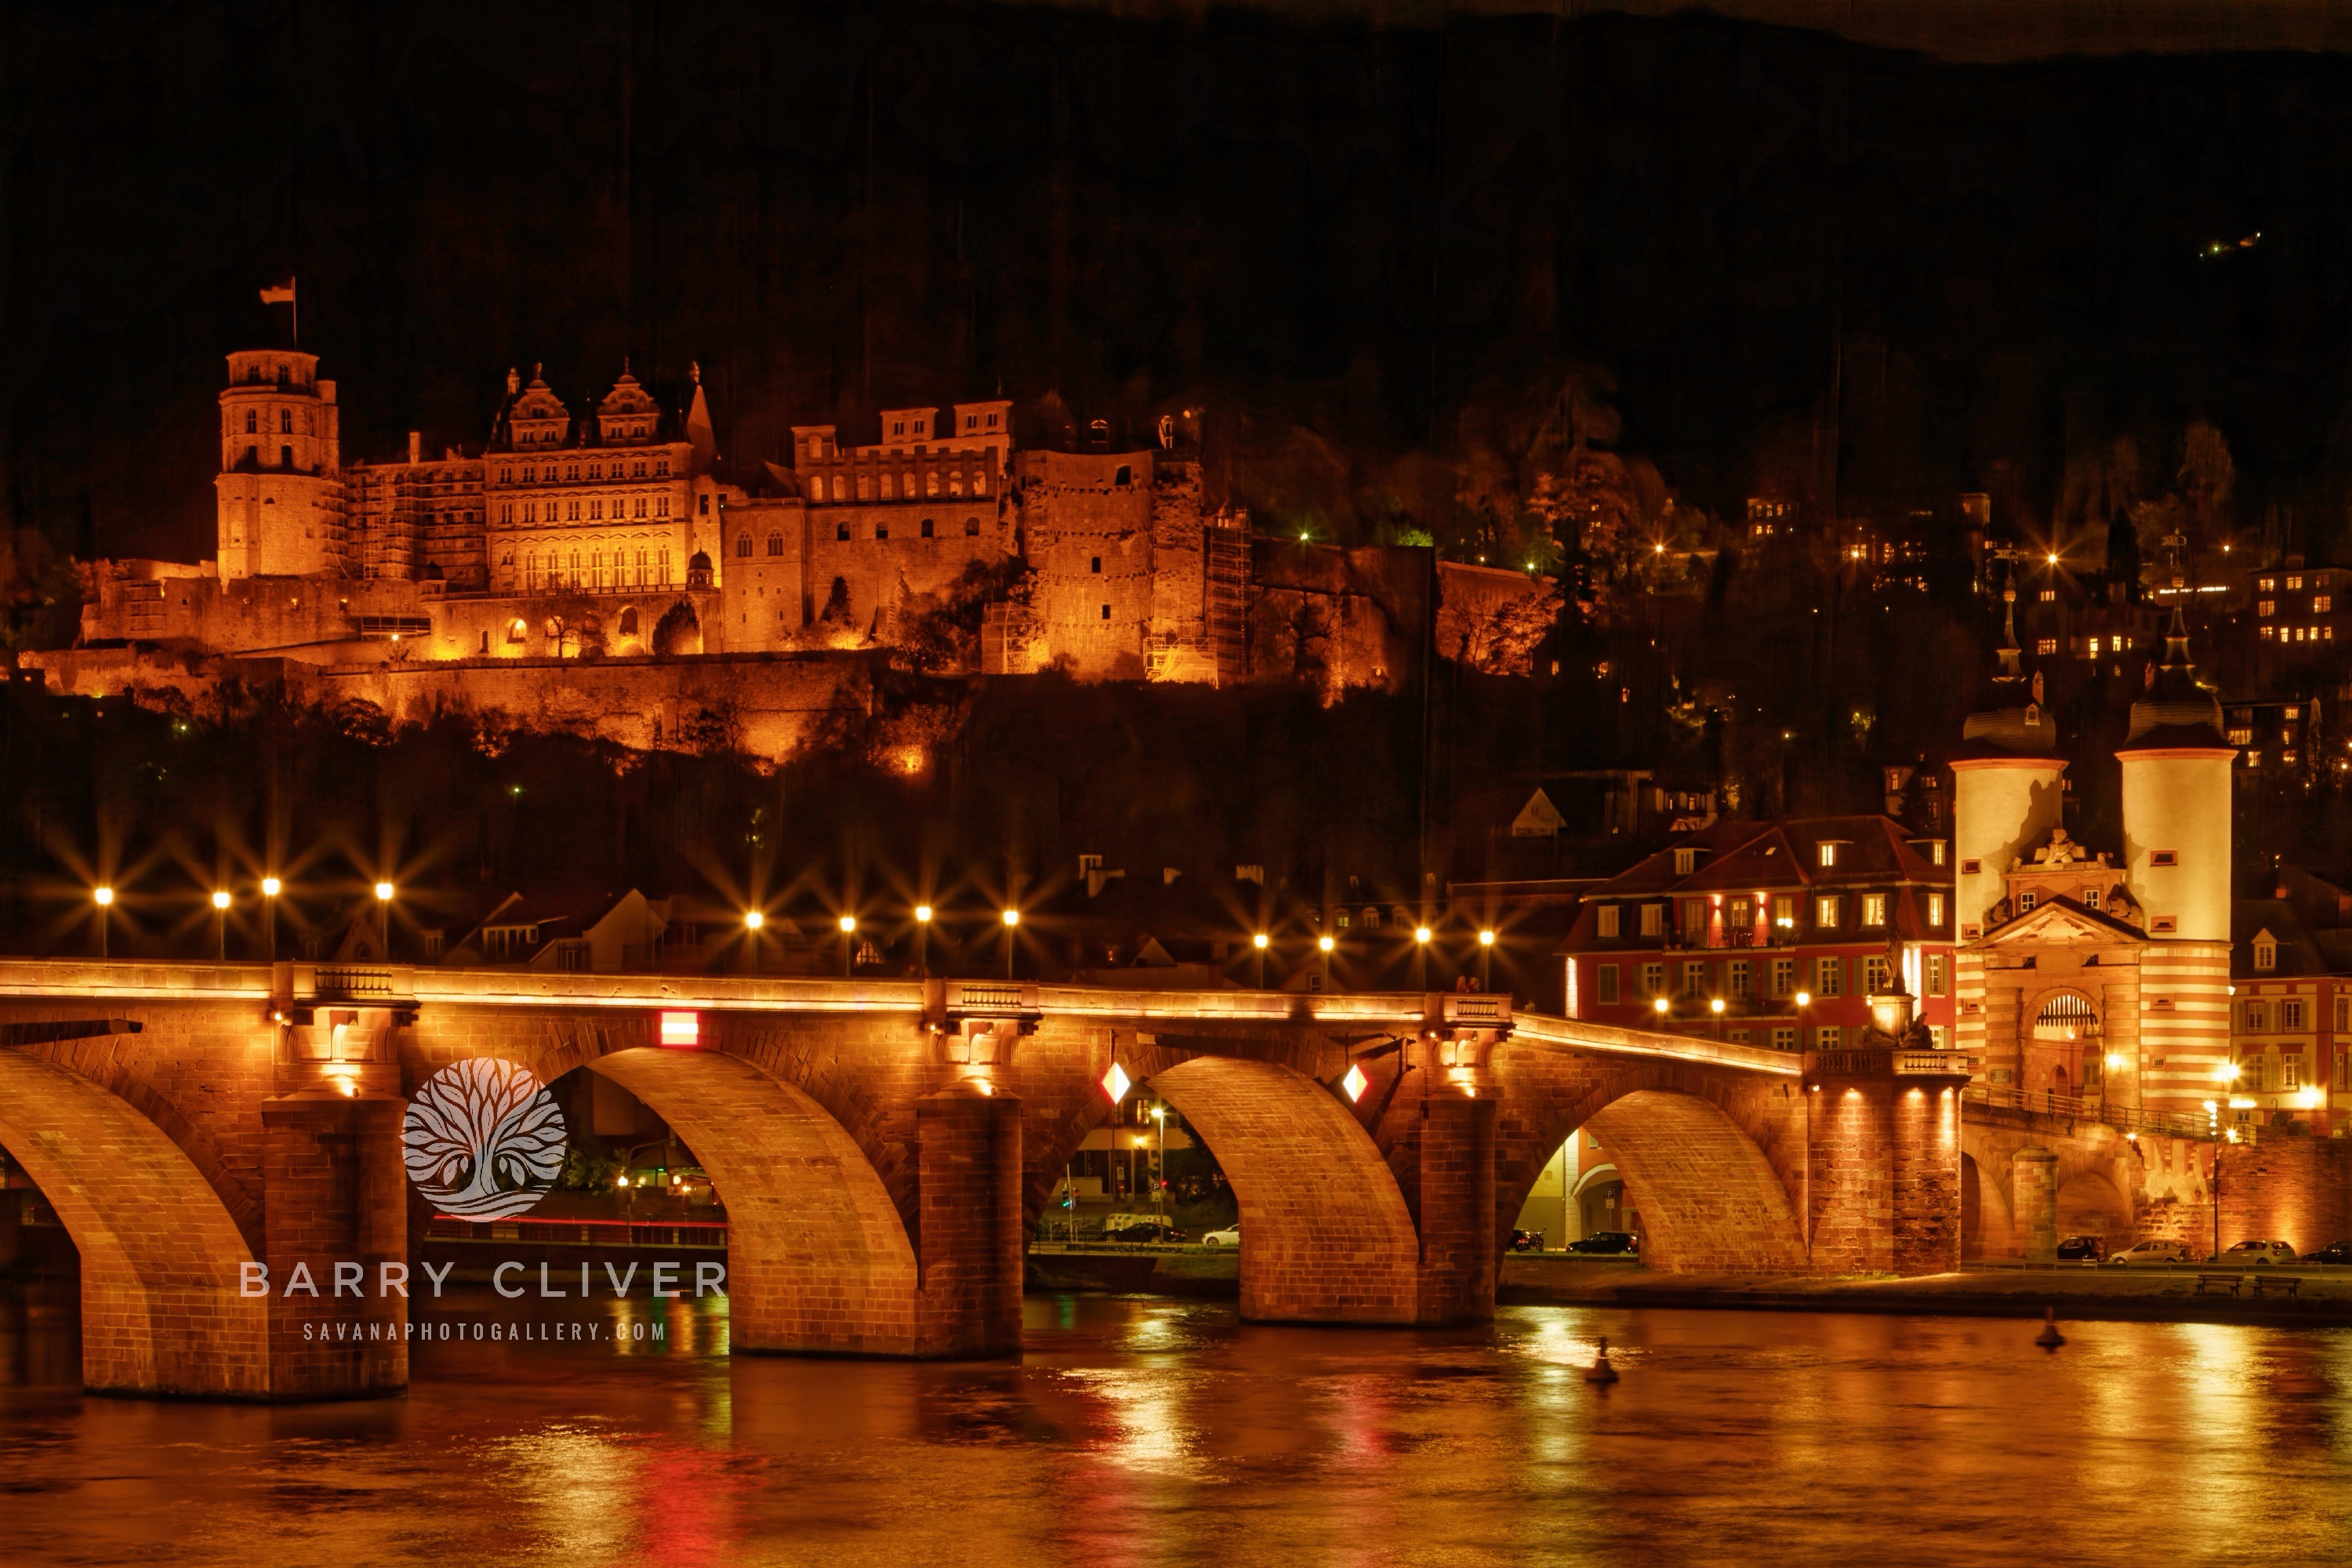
[{"x1": 0, "y1": 960, "x2": 1967, "y2": 1400}]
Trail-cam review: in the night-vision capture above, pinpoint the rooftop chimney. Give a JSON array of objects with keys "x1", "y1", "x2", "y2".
[{"x1": 408, "y1": 430, "x2": 422, "y2": 464}]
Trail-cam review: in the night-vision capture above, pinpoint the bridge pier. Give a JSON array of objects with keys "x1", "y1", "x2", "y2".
[
  {"x1": 913, "y1": 1083, "x2": 1023, "y2": 1356},
  {"x1": 2012, "y1": 1145, "x2": 2059, "y2": 1265},
  {"x1": 260, "y1": 1090, "x2": 410, "y2": 1399},
  {"x1": 1804, "y1": 1052, "x2": 1968, "y2": 1276},
  {"x1": 1411, "y1": 1087, "x2": 1499, "y2": 1325}
]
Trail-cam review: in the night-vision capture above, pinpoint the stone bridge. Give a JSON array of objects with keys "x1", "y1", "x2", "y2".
[{"x1": 0, "y1": 960, "x2": 1970, "y2": 1399}]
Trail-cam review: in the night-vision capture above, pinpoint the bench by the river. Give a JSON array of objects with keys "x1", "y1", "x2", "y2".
[{"x1": 2194, "y1": 1272, "x2": 2244, "y2": 1296}]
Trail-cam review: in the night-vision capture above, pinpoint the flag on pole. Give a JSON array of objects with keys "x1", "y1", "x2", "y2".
[{"x1": 259, "y1": 278, "x2": 296, "y2": 305}]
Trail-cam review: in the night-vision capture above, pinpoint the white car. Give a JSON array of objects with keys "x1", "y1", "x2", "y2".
[
  {"x1": 2105, "y1": 1240, "x2": 2194, "y2": 1267},
  {"x1": 1201, "y1": 1226, "x2": 1241, "y2": 1247},
  {"x1": 2223, "y1": 1239, "x2": 2298, "y2": 1266}
]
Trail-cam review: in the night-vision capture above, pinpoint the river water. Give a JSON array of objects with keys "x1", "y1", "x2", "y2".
[{"x1": 3, "y1": 1287, "x2": 2349, "y2": 1566}]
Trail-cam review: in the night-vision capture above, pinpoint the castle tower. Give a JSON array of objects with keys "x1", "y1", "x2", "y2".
[
  {"x1": 214, "y1": 350, "x2": 343, "y2": 579},
  {"x1": 2117, "y1": 609, "x2": 2236, "y2": 1111},
  {"x1": 1951, "y1": 586, "x2": 2066, "y2": 944}
]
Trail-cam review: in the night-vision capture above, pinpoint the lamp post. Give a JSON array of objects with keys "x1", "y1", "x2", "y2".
[
  {"x1": 744, "y1": 909, "x2": 764, "y2": 975},
  {"x1": 913, "y1": 904, "x2": 932, "y2": 979},
  {"x1": 212, "y1": 890, "x2": 230, "y2": 961},
  {"x1": 1709, "y1": 994, "x2": 1726, "y2": 1037},
  {"x1": 1001, "y1": 907, "x2": 1020, "y2": 980},
  {"x1": 93, "y1": 885, "x2": 114, "y2": 960},
  {"x1": 1794, "y1": 989, "x2": 1812, "y2": 1052},
  {"x1": 1253, "y1": 931, "x2": 1269, "y2": 989},
  {"x1": 1318, "y1": 932, "x2": 1335, "y2": 989},
  {"x1": 1414, "y1": 924, "x2": 1433, "y2": 992},
  {"x1": 1152, "y1": 1104, "x2": 1168, "y2": 1231},
  {"x1": 260, "y1": 876, "x2": 281, "y2": 961},
  {"x1": 1478, "y1": 927, "x2": 1496, "y2": 993},
  {"x1": 374, "y1": 881, "x2": 394, "y2": 956},
  {"x1": 838, "y1": 913, "x2": 857, "y2": 977}
]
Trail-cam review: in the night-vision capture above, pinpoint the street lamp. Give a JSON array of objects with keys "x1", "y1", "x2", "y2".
[
  {"x1": 374, "y1": 881, "x2": 394, "y2": 955},
  {"x1": 744, "y1": 908, "x2": 764, "y2": 975},
  {"x1": 838, "y1": 913, "x2": 857, "y2": 977},
  {"x1": 1002, "y1": 906, "x2": 1020, "y2": 980},
  {"x1": 1151, "y1": 1105, "x2": 1168, "y2": 1230},
  {"x1": 93, "y1": 885, "x2": 114, "y2": 960},
  {"x1": 212, "y1": 889, "x2": 230, "y2": 961},
  {"x1": 1414, "y1": 924, "x2": 1433, "y2": 990},
  {"x1": 913, "y1": 903, "x2": 932, "y2": 979},
  {"x1": 1318, "y1": 931, "x2": 1336, "y2": 988},
  {"x1": 1478, "y1": 927, "x2": 1496, "y2": 993},
  {"x1": 1253, "y1": 931, "x2": 1269, "y2": 988},
  {"x1": 260, "y1": 876, "x2": 281, "y2": 961},
  {"x1": 1652, "y1": 994, "x2": 1670, "y2": 1018}
]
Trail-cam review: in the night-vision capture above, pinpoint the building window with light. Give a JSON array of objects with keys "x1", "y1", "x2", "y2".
[
  {"x1": 1816, "y1": 895, "x2": 1841, "y2": 929},
  {"x1": 1640, "y1": 905, "x2": 1664, "y2": 937},
  {"x1": 2318, "y1": 595, "x2": 2334, "y2": 613},
  {"x1": 1864, "y1": 956, "x2": 1890, "y2": 993},
  {"x1": 1926, "y1": 892, "x2": 1946, "y2": 926},
  {"x1": 1772, "y1": 895, "x2": 1796, "y2": 927},
  {"x1": 1817, "y1": 842, "x2": 1839, "y2": 868},
  {"x1": 2282, "y1": 999, "x2": 2306, "y2": 1029},
  {"x1": 1598, "y1": 906, "x2": 1621, "y2": 938},
  {"x1": 2036, "y1": 638, "x2": 2057, "y2": 655},
  {"x1": 1861, "y1": 893, "x2": 1886, "y2": 926},
  {"x1": 1927, "y1": 953, "x2": 1947, "y2": 996},
  {"x1": 2259, "y1": 599, "x2": 2277, "y2": 616}
]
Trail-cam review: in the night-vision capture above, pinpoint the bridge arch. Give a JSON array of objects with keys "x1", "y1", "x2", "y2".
[
  {"x1": 577, "y1": 1047, "x2": 920, "y2": 1355},
  {"x1": 0, "y1": 1051, "x2": 267, "y2": 1396},
  {"x1": 1147, "y1": 1055, "x2": 1420, "y2": 1323},
  {"x1": 1497, "y1": 1058, "x2": 1808, "y2": 1274}
]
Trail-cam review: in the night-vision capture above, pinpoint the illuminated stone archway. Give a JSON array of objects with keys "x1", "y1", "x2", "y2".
[
  {"x1": 1146, "y1": 1055, "x2": 1422, "y2": 1323},
  {"x1": 0, "y1": 1051, "x2": 267, "y2": 1396},
  {"x1": 1579, "y1": 1089, "x2": 1809, "y2": 1272},
  {"x1": 583, "y1": 1047, "x2": 922, "y2": 1355}
]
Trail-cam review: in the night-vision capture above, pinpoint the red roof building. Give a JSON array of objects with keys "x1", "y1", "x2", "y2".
[{"x1": 1559, "y1": 814, "x2": 1958, "y2": 1049}]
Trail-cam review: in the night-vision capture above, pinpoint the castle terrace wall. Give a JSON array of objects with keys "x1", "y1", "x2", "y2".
[{"x1": 320, "y1": 651, "x2": 878, "y2": 758}]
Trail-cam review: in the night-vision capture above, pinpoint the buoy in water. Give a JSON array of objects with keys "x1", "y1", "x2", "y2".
[
  {"x1": 2034, "y1": 1305, "x2": 2066, "y2": 1349},
  {"x1": 1584, "y1": 1334, "x2": 1620, "y2": 1384}
]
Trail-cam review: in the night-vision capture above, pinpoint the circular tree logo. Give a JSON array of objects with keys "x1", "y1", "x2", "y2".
[{"x1": 402, "y1": 1058, "x2": 568, "y2": 1219}]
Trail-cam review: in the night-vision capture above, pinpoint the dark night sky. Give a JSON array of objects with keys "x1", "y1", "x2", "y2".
[{"x1": 10, "y1": 1, "x2": 2352, "y2": 561}]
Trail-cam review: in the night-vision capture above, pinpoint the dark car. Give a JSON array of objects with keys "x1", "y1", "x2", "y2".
[
  {"x1": 2308, "y1": 1240, "x2": 2352, "y2": 1266},
  {"x1": 1105, "y1": 1221, "x2": 1185, "y2": 1243},
  {"x1": 1508, "y1": 1229, "x2": 1546, "y2": 1253},
  {"x1": 2055, "y1": 1235, "x2": 2104, "y2": 1261},
  {"x1": 1566, "y1": 1231, "x2": 1640, "y2": 1255}
]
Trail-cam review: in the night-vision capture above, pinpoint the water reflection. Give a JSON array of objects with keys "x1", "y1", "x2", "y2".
[{"x1": 3, "y1": 1287, "x2": 2350, "y2": 1566}]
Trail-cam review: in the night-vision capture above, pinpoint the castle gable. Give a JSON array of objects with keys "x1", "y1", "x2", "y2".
[{"x1": 1969, "y1": 897, "x2": 2147, "y2": 952}]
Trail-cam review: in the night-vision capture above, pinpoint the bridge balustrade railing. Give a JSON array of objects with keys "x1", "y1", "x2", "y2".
[{"x1": 1963, "y1": 1082, "x2": 2205, "y2": 1139}]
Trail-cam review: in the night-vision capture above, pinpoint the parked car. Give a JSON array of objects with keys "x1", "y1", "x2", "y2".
[
  {"x1": 1200, "y1": 1226, "x2": 1241, "y2": 1247},
  {"x1": 2307, "y1": 1240, "x2": 2352, "y2": 1266},
  {"x1": 2223, "y1": 1239, "x2": 2297, "y2": 1266},
  {"x1": 1566, "y1": 1231, "x2": 1639, "y2": 1255},
  {"x1": 2105, "y1": 1240, "x2": 2194, "y2": 1267},
  {"x1": 1508, "y1": 1229, "x2": 1546, "y2": 1253},
  {"x1": 2055, "y1": 1235, "x2": 2106, "y2": 1262},
  {"x1": 1104, "y1": 1221, "x2": 1185, "y2": 1243}
]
